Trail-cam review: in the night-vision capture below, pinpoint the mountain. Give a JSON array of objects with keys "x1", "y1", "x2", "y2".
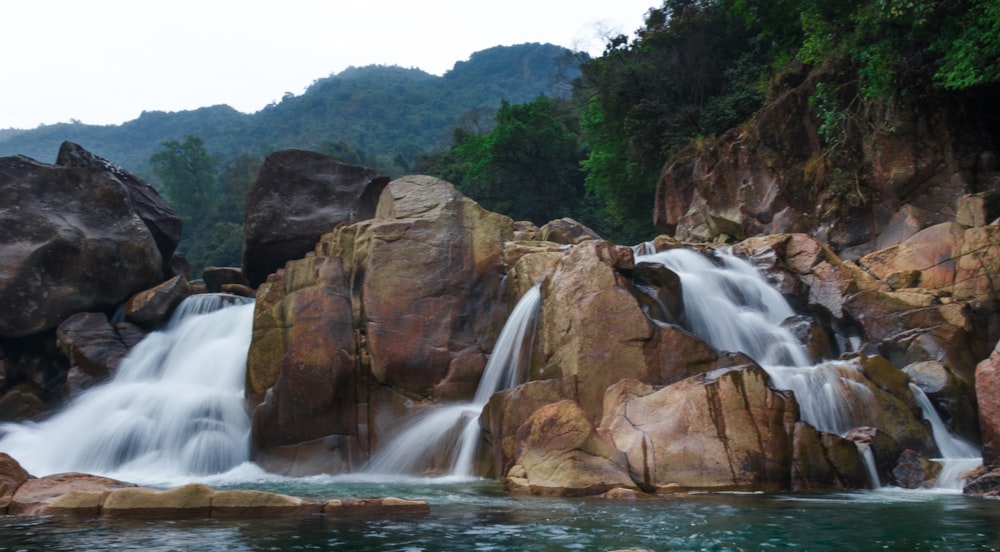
[{"x1": 0, "y1": 43, "x2": 581, "y2": 178}]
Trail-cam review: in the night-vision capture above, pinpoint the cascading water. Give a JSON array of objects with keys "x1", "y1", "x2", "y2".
[
  {"x1": 365, "y1": 284, "x2": 542, "y2": 477},
  {"x1": 909, "y1": 383, "x2": 981, "y2": 489},
  {"x1": 636, "y1": 247, "x2": 981, "y2": 489},
  {"x1": 0, "y1": 294, "x2": 255, "y2": 483}
]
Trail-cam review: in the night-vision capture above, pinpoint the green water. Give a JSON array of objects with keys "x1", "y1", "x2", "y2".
[{"x1": 1, "y1": 479, "x2": 998, "y2": 551}]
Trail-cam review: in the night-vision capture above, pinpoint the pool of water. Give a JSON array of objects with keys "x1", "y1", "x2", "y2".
[{"x1": 2, "y1": 475, "x2": 999, "y2": 551}]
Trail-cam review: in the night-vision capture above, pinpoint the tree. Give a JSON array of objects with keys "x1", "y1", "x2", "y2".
[
  {"x1": 435, "y1": 96, "x2": 592, "y2": 227},
  {"x1": 150, "y1": 135, "x2": 219, "y2": 232}
]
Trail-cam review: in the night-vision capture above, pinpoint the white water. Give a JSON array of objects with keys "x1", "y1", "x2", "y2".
[
  {"x1": 366, "y1": 285, "x2": 542, "y2": 477},
  {"x1": 0, "y1": 294, "x2": 255, "y2": 482},
  {"x1": 636, "y1": 247, "x2": 980, "y2": 489},
  {"x1": 909, "y1": 383, "x2": 982, "y2": 489}
]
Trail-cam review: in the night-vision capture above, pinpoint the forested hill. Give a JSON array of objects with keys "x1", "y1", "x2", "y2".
[{"x1": 0, "y1": 43, "x2": 579, "y2": 177}]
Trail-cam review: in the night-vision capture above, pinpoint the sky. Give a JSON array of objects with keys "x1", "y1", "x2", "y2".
[{"x1": 1, "y1": 0, "x2": 656, "y2": 130}]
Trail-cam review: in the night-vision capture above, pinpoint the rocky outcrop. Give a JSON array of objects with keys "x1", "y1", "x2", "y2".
[
  {"x1": 124, "y1": 275, "x2": 193, "y2": 329},
  {"x1": 602, "y1": 368, "x2": 798, "y2": 492},
  {"x1": 0, "y1": 153, "x2": 166, "y2": 338},
  {"x1": 505, "y1": 400, "x2": 635, "y2": 496},
  {"x1": 248, "y1": 175, "x2": 514, "y2": 474},
  {"x1": 241, "y1": 150, "x2": 389, "y2": 286},
  {"x1": 55, "y1": 141, "x2": 181, "y2": 269},
  {"x1": 55, "y1": 312, "x2": 138, "y2": 380},
  {"x1": 0, "y1": 455, "x2": 427, "y2": 518},
  {"x1": 654, "y1": 73, "x2": 999, "y2": 259}
]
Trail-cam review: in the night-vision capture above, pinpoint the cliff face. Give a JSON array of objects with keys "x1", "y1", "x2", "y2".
[{"x1": 654, "y1": 74, "x2": 1000, "y2": 259}]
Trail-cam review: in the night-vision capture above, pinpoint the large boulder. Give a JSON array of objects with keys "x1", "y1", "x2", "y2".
[
  {"x1": 0, "y1": 453, "x2": 29, "y2": 513},
  {"x1": 241, "y1": 150, "x2": 389, "y2": 286},
  {"x1": 55, "y1": 312, "x2": 136, "y2": 379},
  {"x1": 601, "y1": 367, "x2": 798, "y2": 492},
  {"x1": 505, "y1": 399, "x2": 635, "y2": 496},
  {"x1": 8, "y1": 472, "x2": 136, "y2": 516},
  {"x1": 0, "y1": 153, "x2": 165, "y2": 338},
  {"x1": 55, "y1": 141, "x2": 181, "y2": 267},
  {"x1": 247, "y1": 175, "x2": 514, "y2": 474},
  {"x1": 976, "y1": 340, "x2": 1000, "y2": 469}
]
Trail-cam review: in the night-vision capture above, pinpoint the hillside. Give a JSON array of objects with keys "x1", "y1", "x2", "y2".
[{"x1": 0, "y1": 43, "x2": 579, "y2": 177}]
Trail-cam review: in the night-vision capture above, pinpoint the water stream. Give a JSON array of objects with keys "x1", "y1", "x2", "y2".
[
  {"x1": 0, "y1": 294, "x2": 255, "y2": 482},
  {"x1": 365, "y1": 284, "x2": 542, "y2": 477},
  {"x1": 636, "y1": 247, "x2": 982, "y2": 489}
]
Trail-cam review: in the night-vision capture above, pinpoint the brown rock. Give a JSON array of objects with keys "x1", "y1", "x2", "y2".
[
  {"x1": 211, "y1": 489, "x2": 323, "y2": 517},
  {"x1": 603, "y1": 366, "x2": 797, "y2": 492},
  {"x1": 101, "y1": 483, "x2": 213, "y2": 518},
  {"x1": 790, "y1": 422, "x2": 868, "y2": 491},
  {"x1": 538, "y1": 217, "x2": 602, "y2": 244},
  {"x1": 8, "y1": 472, "x2": 136, "y2": 516},
  {"x1": 202, "y1": 266, "x2": 250, "y2": 293},
  {"x1": 124, "y1": 275, "x2": 192, "y2": 329},
  {"x1": 481, "y1": 377, "x2": 576, "y2": 477},
  {"x1": 892, "y1": 449, "x2": 942, "y2": 489},
  {"x1": 510, "y1": 400, "x2": 635, "y2": 496},
  {"x1": 976, "y1": 341, "x2": 1000, "y2": 468},
  {"x1": 324, "y1": 497, "x2": 429, "y2": 518},
  {"x1": 56, "y1": 312, "x2": 131, "y2": 379},
  {"x1": 0, "y1": 453, "x2": 29, "y2": 513}
]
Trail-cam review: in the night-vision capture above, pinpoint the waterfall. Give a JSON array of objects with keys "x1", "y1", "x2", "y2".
[
  {"x1": 909, "y1": 383, "x2": 981, "y2": 489},
  {"x1": 636, "y1": 248, "x2": 980, "y2": 489},
  {"x1": 0, "y1": 294, "x2": 255, "y2": 482},
  {"x1": 366, "y1": 284, "x2": 542, "y2": 477}
]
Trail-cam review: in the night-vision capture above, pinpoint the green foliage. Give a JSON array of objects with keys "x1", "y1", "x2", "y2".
[
  {"x1": 151, "y1": 137, "x2": 262, "y2": 276},
  {"x1": 430, "y1": 96, "x2": 592, "y2": 227}
]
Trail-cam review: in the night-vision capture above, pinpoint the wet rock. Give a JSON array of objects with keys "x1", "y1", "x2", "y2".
[
  {"x1": 976, "y1": 341, "x2": 1000, "y2": 468},
  {"x1": 507, "y1": 400, "x2": 635, "y2": 496},
  {"x1": 791, "y1": 422, "x2": 868, "y2": 491},
  {"x1": 324, "y1": 497, "x2": 429, "y2": 518},
  {"x1": 963, "y1": 466, "x2": 1000, "y2": 497},
  {"x1": 211, "y1": 490, "x2": 324, "y2": 517},
  {"x1": 891, "y1": 449, "x2": 942, "y2": 489},
  {"x1": 8, "y1": 472, "x2": 136, "y2": 516},
  {"x1": 603, "y1": 367, "x2": 797, "y2": 492},
  {"x1": 102, "y1": 483, "x2": 214, "y2": 518},
  {"x1": 242, "y1": 150, "x2": 389, "y2": 286},
  {"x1": 55, "y1": 312, "x2": 132, "y2": 379},
  {"x1": 0, "y1": 154, "x2": 165, "y2": 338},
  {"x1": 202, "y1": 266, "x2": 250, "y2": 293},
  {"x1": 124, "y1": 275, "x2": 192, "y2": 329},
  {"x1": 0, "y1": 453, "x2": 29, "y2": 513}
]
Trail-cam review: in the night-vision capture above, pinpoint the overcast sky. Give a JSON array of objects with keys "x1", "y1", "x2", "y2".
[{"x1": 1, "y1": 0, "x2": 655, "y2": 130}]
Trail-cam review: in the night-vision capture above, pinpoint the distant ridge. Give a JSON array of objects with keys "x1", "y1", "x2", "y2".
[{"x1": 0, "y1": 43, "x2": 581, "y2": 177}]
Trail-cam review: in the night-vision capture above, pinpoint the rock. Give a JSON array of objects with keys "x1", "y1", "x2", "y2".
[
  {"x1": 905, "y1": 360, "x2": 978, "y2": 443},
  {"x1": 964, "y1": 466, "x2": 1000, "y2": 497},
  {"x1": 202, "y1": 266, "x2": 250, "y2": 293},
  {"x1": 0, "y1": 384, "x2": 45, "y2": 421},
  {"x1": 0, "y1": 453, "x2": 29, "y2": 513},
  {"x1": 0, "y1": 154, "x2": 165, "y2": 338},
  {"x1": 8, "y1": 472, "x2": 136, "y2": 516},
  {"x1": 538, "y1": 241, "x2": 653, "y2": 420},
  {"x1": 247, "y1": 176, "x2": 514, "y2": 474},
  {"x1": 55, "y1": 312, "x2": 131, "y2": 379},
  {"x1": 790, "y1": 422, "x2": 868, "y2": 491},
  {"x1": 324, "y1": 497, "x2": 429, "y2": 518},
  {"x1": 631, "y1": 262, "x2": 684, "y2": 325},
  {"x1": 481, "y1": 377, "x2": 577, "y2": 477},
  {"x1": 537, "y1": 217, "x2": 602, "y2": 244},
  {"x1": 242, "y1": 150, "x2": 389, "y2": 286},
  {"x1": 976, "y1": 341, "x2": 1000, "y2": 468},
  {"x1": 892, "y1": 449, "x2": 942, "y2": 489},
  {"x1": 55, "y1": 141, "x2": 181, "y2": 267},
  {"x1": 508, "y1": 400, "x2": 635, "y2": 496},
  {"x1": 102, "y1": 483, "x2": 213, "y2": 518},
  {"x1": 221, "y1": 283, "x2": 255, "y2": 297},
  {"x1": 124, "y1": 275, "x2": 192, "y2": 329},
  {"x1": 602, "y1": 367, "x2": 797, "y2": 492},
  {"x1": 211, "y1": 490, "x2": 323, "y2": 517}
]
